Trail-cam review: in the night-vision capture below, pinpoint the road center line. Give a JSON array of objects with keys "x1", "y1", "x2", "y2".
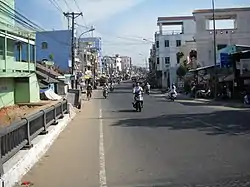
[{"x1": 99, "y1": 107, "x2": 107, "y2": 187}]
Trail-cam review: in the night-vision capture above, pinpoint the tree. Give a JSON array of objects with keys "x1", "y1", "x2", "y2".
[
  {"x1": 48, "y1": 54, "x2": 54, "y2": 61},
  {"x1": 176, "y1": 64, "x2": 188, "y2": 78}
]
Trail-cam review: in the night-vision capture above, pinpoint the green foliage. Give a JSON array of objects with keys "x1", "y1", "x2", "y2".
[{"x1": 176, "y1": 64, "x2": 188, "y2": 78}]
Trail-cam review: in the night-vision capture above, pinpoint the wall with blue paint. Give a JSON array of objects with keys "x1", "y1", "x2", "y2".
[
  {"x1": 36, "y1": 30, "x2": 71, "y2": 72},
  {"x1": 14, "y1": 30, "x2": 71, "y2": 72}
]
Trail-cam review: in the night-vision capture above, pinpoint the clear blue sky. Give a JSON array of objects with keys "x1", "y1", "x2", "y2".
[{"x1": 15, "y1": 0, "x2": 250, "y2": 66}]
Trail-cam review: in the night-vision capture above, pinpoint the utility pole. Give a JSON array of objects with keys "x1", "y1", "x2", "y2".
[
  {"x1": 63, "y1": 12, "x2": 82, "y2": 89},
  {"x1": 212, "y1": 0, "x2": 217, "y2": 98}
]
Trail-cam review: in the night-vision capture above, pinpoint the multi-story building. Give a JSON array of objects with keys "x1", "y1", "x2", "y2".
[
  {"x1": 35, "y1": 30, "x2": 72, "y2": 72},
  {"x1": 120, "y1": 56, "x2": 131, "y2": 74},
  {"x1": 0, "y1": 0, "x2": 40, "y2": 108},
  {"x1": 78, "y1": 37, "x2": 102, "y2": 74},
  {"x1": 193, "y1": 7, "x2": 250, "y2": 67},
  {"x1": 155, "y1": 16, "x2": 196, "y2": 88}
]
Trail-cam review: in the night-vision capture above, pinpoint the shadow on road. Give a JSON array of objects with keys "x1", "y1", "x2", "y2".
[
  {"x1": 116, "y1": 109, "x2": 136, "y2": 113},
  {"x1": 109, "y1": 90, "x2": 132, "y2": 94},
  {"x1": 112, "y1": 110, "x2": 250, "y2": 135}
]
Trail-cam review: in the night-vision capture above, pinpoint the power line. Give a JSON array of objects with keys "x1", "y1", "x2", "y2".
[{"x1": 48, "y1": 0, "x2": 63, "y2": 13}]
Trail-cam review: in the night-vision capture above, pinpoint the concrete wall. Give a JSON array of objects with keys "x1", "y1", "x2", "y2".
[
  {"x1": 194, "y1": 9, "x2": 250, "y2": 67},
  {"x1": 28, "y1": 73, "x2": 40, "y2": 102},
  {"x1": 0, "y1": 78, "x2": 14, "y2": 108},
  {"x1": 36, "y1": 30, "x2": 71, "y2": 72}
]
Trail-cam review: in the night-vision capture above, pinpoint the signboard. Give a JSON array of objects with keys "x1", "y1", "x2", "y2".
[{"x1": 220, "y1": 53, "x2": 231, "y2": 68}]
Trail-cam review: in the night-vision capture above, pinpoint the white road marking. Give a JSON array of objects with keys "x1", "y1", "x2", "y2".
[{"x1": 99, "y1": 107, "x2": 107, "y2": 187}]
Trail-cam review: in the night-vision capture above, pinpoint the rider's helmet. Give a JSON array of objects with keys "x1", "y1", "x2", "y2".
[
  {"x1": 104, "y1": 82, "x2": 107, "y2": 86},
  {"x1": 136, "y1": 82, "x2": 140, "y2": 87}
]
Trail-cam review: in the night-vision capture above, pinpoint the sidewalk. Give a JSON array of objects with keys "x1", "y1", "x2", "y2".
[
  {"x1": 150, "y1": 89, "x2": 248, "y2": 108},
  {"x1": 17, "y1": 91, "x2": 101, "y2": 187}
]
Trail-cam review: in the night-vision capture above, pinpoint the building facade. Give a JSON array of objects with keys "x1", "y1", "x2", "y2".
[
  {"x1": 193, "y1": 7, "x2": 250, "y2": 67},
  {"x1": 35, "y1": 30, "x2": 72, "y2": 72},
  {"x1": 78, "y1": 37, "x2": 102, "y2": 73},
  {"x1": 155, "y1": 16, "x2": 196, "y2": 88},
  {"x1": 0, "y1": 0, "x2": 40, "y2": 108}
]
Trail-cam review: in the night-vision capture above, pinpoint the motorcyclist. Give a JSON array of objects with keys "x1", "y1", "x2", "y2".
[
  {"x1": 170, "y1": 83, "x2": 177, "y2": 98},
  {"x1": 145, "y1": 82, "x2": 150, "y2": 94},
  {"x1": 103, "y1": 83, "x2": 109, "y2": 96},
  {"x1": 133, "y1": 82, "x2": 144, "y2": 107},
  {"x1": 109, "y1": 81, "x2": 114, "y2": 91},
  {"x1": 86, "y1": 83, "x2": 93, "y2": 100}
]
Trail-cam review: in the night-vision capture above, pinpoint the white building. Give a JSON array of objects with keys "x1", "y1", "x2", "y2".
[
  {"x1": 155, "y1": 16, "x2": 196, "y2": 88},
  {"x1": 193, "y1": 7, "x2": 250, "y2": 67}
]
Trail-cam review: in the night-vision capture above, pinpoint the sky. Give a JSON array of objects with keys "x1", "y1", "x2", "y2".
[{"x1": 15, "y1": 0, "x2": 250, "y2": 66}]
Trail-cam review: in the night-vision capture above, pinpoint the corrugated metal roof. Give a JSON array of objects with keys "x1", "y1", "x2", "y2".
[{"x1": 36, "y1": 70, "x2": 59, "y2": 83}]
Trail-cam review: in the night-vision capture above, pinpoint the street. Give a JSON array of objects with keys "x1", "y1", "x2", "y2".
[{"x1": 21, "y1": 81, "x2": 250, "y2": 187}]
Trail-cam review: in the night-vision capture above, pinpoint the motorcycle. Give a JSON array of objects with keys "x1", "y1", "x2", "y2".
[
  {"x1": 110, "y1": 86, "x2": 114, "y2": 92},
  {"x1": 133, "y1": 93, "x2": 143, "y2": 112},
  {"x1": 103, "y1": 89, "x2": 108, "y2": 99},
  {"x1": 166, "y1": 91, "x2": 177, "y2": 101}
]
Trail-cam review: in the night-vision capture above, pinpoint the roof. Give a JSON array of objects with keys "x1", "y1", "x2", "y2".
[
  {"x1": 231, "y1": 50, "x2": 250, "y2": 59},
  {"x1": 36, "y1": 63, "x2": 62, "y2": 78},
  {"x1": 193, "y1": 7, "x2": 250, "y2": 14},
  {"x1": 158, "y1": 16, "x2": 194, "y2": 22},
  {"x1": 36, "y1": 70, "x2": 59, "y2": 83}
]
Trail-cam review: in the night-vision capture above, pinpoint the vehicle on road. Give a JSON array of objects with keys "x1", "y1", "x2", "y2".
[
  {"x1": 103, "y1": 89, "x2": 108, "y2": 99},
  {"x1": 133, "y1": 93, "x2": 143, "y2": 112},
  {"x1": 166, "y1": 91, "x2": 177, "y2": 101}
]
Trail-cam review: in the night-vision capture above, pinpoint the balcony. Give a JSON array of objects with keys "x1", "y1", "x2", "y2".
[
  {"x1": 155, "y1": 30, "x2": 183, "y2": 36},
  {"x1": 0, "y1": 58, "x2": 35, "y2": 73}
]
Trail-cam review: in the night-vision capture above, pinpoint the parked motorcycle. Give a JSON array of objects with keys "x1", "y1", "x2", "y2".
[{"x1": 133, "y1": 93, "x2": 143, "y2": 112}]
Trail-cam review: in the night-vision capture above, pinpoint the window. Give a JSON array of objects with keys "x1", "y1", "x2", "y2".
[
  {"x1": 165, "y1": 57, "x2": 170, "y2": 64},
  {"x1": 176, "y1": 40, "x2": 181, "y2": 47},
  {"x1": 164, "y1": 40, "x2": 169, "y2": 47},
  {"x1": 41, "y1": 42, "x2": 48, "y2": 49},
  {"x1": 156, "y1": 41, "x2": 159, "y2": 48},
  {"x1": 157, "y1": 57, "x2": 160, "y2": 64}
]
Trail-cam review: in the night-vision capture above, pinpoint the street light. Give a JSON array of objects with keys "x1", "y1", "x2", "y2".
[
  {"x1": 77, "y1": 28, "x2": 95, "y2": 52},
  {"x1": 142, "y1": 38, "x2": 154, "y2": 43}
]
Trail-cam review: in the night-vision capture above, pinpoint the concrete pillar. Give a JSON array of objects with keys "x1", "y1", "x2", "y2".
[
  {"x1": 159, "y1": 23, "x2": 163, "y2": 34},
  {"x1": 27, "y1": 35, "x2": 30, "y2": 72},
  {"x1": 4, "y1": 31, "x2": 7, "y2": 70}
]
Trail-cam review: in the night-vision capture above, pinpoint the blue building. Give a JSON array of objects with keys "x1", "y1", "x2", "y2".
[
  {"x1": 15, "y1": 30, "x2": 71, "y2": 72},
  {"x1": 36, "y1": 30, "x2": 71, "y2": 72},
  {"x1": 79, "y1": 37, "x2": 102, "y2": 67}
]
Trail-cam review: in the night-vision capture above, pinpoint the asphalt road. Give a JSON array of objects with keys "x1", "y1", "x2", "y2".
[{"x1": 21, "y1": 81, "x2": 250, "y2": 187}]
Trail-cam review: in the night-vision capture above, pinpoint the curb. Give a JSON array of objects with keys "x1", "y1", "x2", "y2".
[{"x1": 1, "y1": 105, "x2": 77, "y2": 187}]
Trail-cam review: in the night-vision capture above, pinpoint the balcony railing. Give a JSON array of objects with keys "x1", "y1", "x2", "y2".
[{"x1": 155, "y1": 30, "x2": 183, "y2": 35}]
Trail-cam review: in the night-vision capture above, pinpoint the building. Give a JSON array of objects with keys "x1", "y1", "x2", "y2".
[
  {"x1": 0, "y1": 0, "x2": 40, "y2": 108},
  {"x1": 193, "y1": 7, "x2": 250, "y2": 67},
  {"x1": 35, "y1": 30, "x2": 72, "y2": 72},
  {"x1": 155, "y1": 16, "x2": 196, "y2": 88},
  {"x1": 78, "y1": 37, "x2": 102, "y2": 73},
  {"x1": 120, "y1": 56, "x2": 131, "y2": 74}
]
